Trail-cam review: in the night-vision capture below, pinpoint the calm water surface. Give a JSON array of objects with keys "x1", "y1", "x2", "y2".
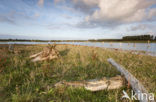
[{"x1": 0, "y1": 41, "x2": 156, "y2": 54}]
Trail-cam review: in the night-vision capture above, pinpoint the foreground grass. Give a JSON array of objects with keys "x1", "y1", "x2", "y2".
[{"x1": 0, "y1": 44, "x2": 155, "y2": 101}]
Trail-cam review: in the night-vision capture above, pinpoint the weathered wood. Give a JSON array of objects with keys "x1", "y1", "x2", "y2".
[
  {"x1": 30, "y1": 44, "x2": 60, "y2": 62},
  {"x1": 55, "y1": 75, "x2": 123, "y2": 92},
  {"x1": 108, "y1": 58, "x2": 155, "y2": 102},
  {"x1": 30, "y1": 51, "x2": 43, "y2": 58}
]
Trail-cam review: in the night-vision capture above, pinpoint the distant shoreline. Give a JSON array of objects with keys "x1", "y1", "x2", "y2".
[
  {"x1": 0, "y1": 44, "x2": 156, "y2": 57},
  {"x1": 0, "y1": 39, "x2": 156, "y2": 43}
]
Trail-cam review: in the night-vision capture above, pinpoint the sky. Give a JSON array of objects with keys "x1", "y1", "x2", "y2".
[{"x1": 0, "y1": 0, "x2": 156, "y2": 40}]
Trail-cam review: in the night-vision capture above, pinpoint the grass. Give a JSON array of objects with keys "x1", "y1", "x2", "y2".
[{"x1": 0, "y1": 44, "x2": 155, "y2": 102}]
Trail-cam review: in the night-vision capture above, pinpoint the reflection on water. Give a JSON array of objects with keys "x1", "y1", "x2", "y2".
[{"x1": 0, "y1": 41, "x2": 156, "y2": 54}]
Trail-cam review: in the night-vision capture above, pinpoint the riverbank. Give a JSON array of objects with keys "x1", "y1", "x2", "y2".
[
  {"x1": 1, "y1": 41, "x2": 156, "y2": 54},
  {"x1": 0, "y1": 44, "x2": 155, "y2": 101},
  {"x1": 0, "y1": 40, "x2": 156, "y2": 43}
]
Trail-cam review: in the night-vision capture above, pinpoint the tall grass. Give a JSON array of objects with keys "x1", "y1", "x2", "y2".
[{"x1": 0, "y1": 44, "x2": 155, "y2": 101}]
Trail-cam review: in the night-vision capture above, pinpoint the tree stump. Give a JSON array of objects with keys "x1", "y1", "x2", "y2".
[{"x1": 30, "y1": 44, "x2": 60, "y2": 62}]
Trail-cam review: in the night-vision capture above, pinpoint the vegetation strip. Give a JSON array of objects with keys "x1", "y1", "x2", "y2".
[{"x1": 0, "y1": 44, "x2": 155, "y2": 101}]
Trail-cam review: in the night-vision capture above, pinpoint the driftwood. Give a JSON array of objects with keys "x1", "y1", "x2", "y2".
[
  {"x1": 30, "y1": 44, "x2": 60, "y2": 62},
  {"x1": 108, "y1": 58, "x2": 155, "y2": 102},
  {"x1": 55, "y1": 75, "x2": 123, "y2": 92}
]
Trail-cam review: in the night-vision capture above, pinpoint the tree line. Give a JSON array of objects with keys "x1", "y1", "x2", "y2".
[{"x1": 122, "y1": 35, "x2": 155, "y2": 41}]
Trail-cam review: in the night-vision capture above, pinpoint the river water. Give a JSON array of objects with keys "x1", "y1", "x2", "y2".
[{"x1": 0, "y1": 41, "x2": 156, "y2": 54}]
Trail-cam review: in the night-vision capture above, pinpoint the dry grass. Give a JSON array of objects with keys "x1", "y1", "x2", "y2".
[{"x1": 0, "y1": 44, "x2": 155, "y2": 102}]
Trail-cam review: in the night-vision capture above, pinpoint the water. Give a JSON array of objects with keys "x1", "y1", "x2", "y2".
[{"x1": 0, "y1": 41, "x2": 156, "y2": 54}]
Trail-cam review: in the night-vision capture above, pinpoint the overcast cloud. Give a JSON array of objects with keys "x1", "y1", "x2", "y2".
[{"x1": 0, "y1": 0, "x2": 156, "y2": 39}]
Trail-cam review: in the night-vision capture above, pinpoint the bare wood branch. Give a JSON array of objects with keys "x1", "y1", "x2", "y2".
[
  {"x1": 55, "y1": 76, "x2": 123, "y2": 92},
  {"x1": 108, "y1": 58, "x2": 155, "y2": 102},
  {"x1": 30, "y1": 44, "x2": 60, "y2": 62}
]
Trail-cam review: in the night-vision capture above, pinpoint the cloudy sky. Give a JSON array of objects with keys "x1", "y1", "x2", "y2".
[{"x1": 0, "y1": 0, "x2": 156, "y2": 40}]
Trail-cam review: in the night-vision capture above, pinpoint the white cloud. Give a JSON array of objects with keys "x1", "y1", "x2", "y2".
[
  {"x1": 38, "y1": 0, "x2": 44, "y2": 6},
  {"x1": 68, "y1": 0, "x2": 156, "y2": 28},
  {"x1": 34, "y1": 12, "x2": 40, "y2": 18},
  {"x1": 54, "y1": 0, "x2": 61, "y2": 4},
  {"x1": 72, "y1": 0, "x2": 99, "y2": 7},
  {"x1": 130, "y1": 24, "x2": 147, "y2": 31},
  {"x1": 148, "y1": 8, "x2": 156, "y2": 19},
  {"x1": 86, "y1": 0, "x2": 156, "y2": 22},
  {"x1": 54, "y1": 0, "x2": 66, "y2": 4},
  {"x1": 36, "y1": 0, "x2": 156, "y2": 31},
  {"x1": 128, "y1": 23, "x2": 156, "y2": 36}
]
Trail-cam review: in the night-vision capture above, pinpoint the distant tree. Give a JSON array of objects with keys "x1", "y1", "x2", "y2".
[{"x1": 122, "y1": 35, "x2": 153, "y2": 41}]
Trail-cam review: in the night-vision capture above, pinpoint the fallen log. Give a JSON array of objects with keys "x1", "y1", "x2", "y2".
[
  {"x1": 108, "y1": 58, "x2": 155, "y2": 102},
  {"x1": 55, "y1": 75, "x2": 123, "y2": 92},
  {"x1": 30, "y1": 51, "x2": 43, "y2": 59},
  {"x1": 30, "y1": 44, "x2": 60, "y2": 62}
]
